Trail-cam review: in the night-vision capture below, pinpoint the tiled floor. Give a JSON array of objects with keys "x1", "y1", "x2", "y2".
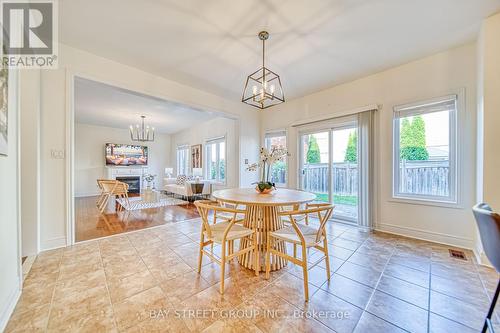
[{"x1": 6, "y1": 217, "x2": 499, "y2": 332}]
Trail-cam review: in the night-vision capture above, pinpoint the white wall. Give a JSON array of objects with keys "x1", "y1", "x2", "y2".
[
  {"x1": 75, "y1": 123, "x2": 171, "y2": 196},
  {"x1": 478, "y1": 13, "x2": 500, "y2": 211},
  {"x1": 261, "y1": 43, "x2": 478, "y2": 250},
  {"x1": 20, "y1": 70, "x2": 40, "y2": 256},
  {"x1": 31, "y1": 43, "x2": 259, "y2": 249},
  {"x1": 475, "y1": 12, "x2": 500, "y2": 265},
  {"x1": 170, "y1": 117, "x2": 238, "y2": 189},
  {"x1": 0, "y1": 69, "x2": 21, "y2": 331}
]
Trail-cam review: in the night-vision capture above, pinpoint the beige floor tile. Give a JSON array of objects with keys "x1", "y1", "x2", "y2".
[
  {"x1": 113, "y1": 286, "x2": 171, "y2": 331},
  {"x1": 108, "y1": 269, "x2": 158, "y2": 303},
  {"x1": 430, "y1": 290, "x2": 485, "y2": 330},
  {"x1": 366, "y1": 290, "x2": 428, "y2": 333},
  {"x1": 54, "y1": 269, "x2": 107, "y2": 295},
  {"x1": 60, "y1": 250, "x2": 102, "y2": 268},
  {"x1": 198, "y1": 262, "x2": 238, "y2": 285},
  {"x1": 317, "y1": 255, "x2": 345, "y2": 273},
  {"x1": 384, "y1": 262, "x2": 429, "y2": 287},
  {"x1": 160, "y1": 271, "x2": 212, "y2": 305},
  {"x1": 377, "y1": 274, "x2": 429, "y2": 309},
  {"x1": 353, "y1": 311, "x2": 406, "y2": 333},
  {"x1": 308, "y1": 289, "x2": 363, "y2": 333},
  {"x1": 5, "y1": 218, "x2": 495, "y2": 333},
  {"x1": 239, "y1": 290, "x2": 332, "y2": 333},
  {"x1": 389, "y1": 253, "x2": 430, "y2": 272},
  {"x1": 347, "y1": 251, "x2": 390, "y2": 271},
  {"x1": 288, "y1": 264, "x2": 331, "y2": 288},
  {"x1": 429, "y1": 312, "x2": 476, "y2": 333},
  {"x1": 330, "y1": 237, "x2": 363, "y2": 251},
  {"x1": 201, "y1": 318, "x2": 264, "y2": 332},
  {"x1": 430, "y1": 273, "x2": 489, "y2": 307},
  {"x1": 4, "y1": 303, "x2": 50, "y2": 333},
  {"x1": 148, "y1": 259, "x2": 193, "y2": 282},
  {"x1": 125, "y1": 315, "x2": 190, "y2": 333},
  {"x1": 268, "y1": 273, "x2": 319, "y2": 310},
  {"x1": 50, "y1": 285, "x2": 111, "y2": 320},
  {"x1": 14, "y1": 283, "x2": 55, "y2": 312},
  {"x1": 58, "y1": 261, "x2": 103, "y2": 281},
  {"x1": 104, "y1": 256, "x2": 149, "y2": 279},
  {"x1": 320, "y1": 273, "x2": 374, "y2": 309},
  {"x1": 326, "y1": 244, "x2": 354, "y2": 260},
  {"x1": 336, "y1": 262, "x2": 382, "y2": 288},
  {"x1": 47, "y1": 304, "x2": 117, "y2": 332}
]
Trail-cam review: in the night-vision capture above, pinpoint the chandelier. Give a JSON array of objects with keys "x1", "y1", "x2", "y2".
[
  {"x1": 129, "y1": 115, "x2": 155, "y2": 142},
  {"x1": 242, "y1": 31, "x2": 285, "y2": 109}
]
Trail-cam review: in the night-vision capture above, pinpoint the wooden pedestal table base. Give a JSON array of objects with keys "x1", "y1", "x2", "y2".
[
  {"x1": 238, "y1": 205, "x2": 287, "y2": 272},
  {"x1": 211, "y1": 188, "x2": 317, "y2": 273}
]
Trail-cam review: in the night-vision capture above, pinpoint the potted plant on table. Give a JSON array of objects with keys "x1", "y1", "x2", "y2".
[{"x1": 247, "y1": 147, "x2": 289, "y2": 194}]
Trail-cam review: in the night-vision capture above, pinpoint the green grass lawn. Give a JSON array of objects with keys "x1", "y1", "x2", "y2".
[{"x1": 314, "y1": 193, "x2": 358, "y2": 206}]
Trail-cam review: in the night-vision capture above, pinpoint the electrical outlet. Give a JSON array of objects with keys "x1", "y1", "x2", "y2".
[{"x1": 51, "y1": 149, "x2": 65, "y2": 159}]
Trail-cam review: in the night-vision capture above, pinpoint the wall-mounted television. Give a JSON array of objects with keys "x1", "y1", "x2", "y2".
[{"x1": 105, "y1": 143, "x2": 148, "y2": 166}]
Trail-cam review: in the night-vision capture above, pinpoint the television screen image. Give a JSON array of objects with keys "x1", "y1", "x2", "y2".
[{"x1": 105, "y1": 143, "x2": 148, "y2": 166}]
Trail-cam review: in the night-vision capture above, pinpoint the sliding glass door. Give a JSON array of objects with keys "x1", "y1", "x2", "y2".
[
  {"x1": 299, "y1": 123, "x2": 359, "y2": 224},
  {"x1": 300, "y1": 131, "x2": 330, "y2": 202}
]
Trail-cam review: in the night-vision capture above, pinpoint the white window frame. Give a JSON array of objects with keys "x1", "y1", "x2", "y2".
[
  {"x1": 264, "y1": 130, "x2": 288, "y2": 187},
  {"x1": 205, "y1": 136, "x2": 226, "y2": 185},
  {"x1": 176, "y1": 144, "x2": 190, "y2": 176},
  {"x1": 392, "y1": 94, "x2": 459, "y2": 205}
]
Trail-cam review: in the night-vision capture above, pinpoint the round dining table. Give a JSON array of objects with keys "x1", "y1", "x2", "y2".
[{"x1": 212, "y1": 188, "x2": 316, "y2": 272}]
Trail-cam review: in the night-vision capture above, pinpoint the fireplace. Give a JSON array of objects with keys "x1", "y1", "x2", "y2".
[{"x1": 116, "y1": 176, "x2": 141, "y2": 194}]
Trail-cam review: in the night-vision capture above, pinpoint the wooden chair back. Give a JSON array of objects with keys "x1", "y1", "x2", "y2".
[
  {"x1": 194, "y1": 200, "x2": 246, "y2": 239},
  {"x1": 279, "y1": 205, "x2": 334, "y2": 243}
]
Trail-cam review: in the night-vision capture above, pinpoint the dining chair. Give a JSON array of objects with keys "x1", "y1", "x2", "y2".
[
  {"x1": 113, "y1": 181, "x2": 130, "y2": 211},
  {"x1": 472, "y1": 203, "x2": 500, "y2": 333},
  {"x1": 96, "y1": 179, "x2": 110, "y2": 209},
  {"x1": 97, "y1": 180, "x2": 129, "y2": 213},
  {"x1": 195, "y1": 200, "x2": 259, "y2": 294},
  {"x1": 97, "y1": 180, "x2": 117, "y2": 213},
  {"x1": 304, "y1": 202, "x2": 334, "y2": 225},
  {"x1": 215, "y1": 201, "x2": 245, "y2": 224},
  {"x1": 266, "y1": 204, "x2": 334, "y2": 301},
  {"x1": 281, "y1": 202, "x2": 331, "y2": 258}
]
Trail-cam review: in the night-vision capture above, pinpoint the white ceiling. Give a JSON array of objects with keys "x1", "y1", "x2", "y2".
[
  {"x1": 61, "y1": 0, "x2": 500, "y2": 100},
  {"x1": 74, "y1": 77, "x2": 218, "y2": 134}
]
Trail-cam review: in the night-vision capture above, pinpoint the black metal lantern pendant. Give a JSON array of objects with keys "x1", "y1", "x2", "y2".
[{"x1": 242, "y1": 31, "x2": 285, "y2": 109}]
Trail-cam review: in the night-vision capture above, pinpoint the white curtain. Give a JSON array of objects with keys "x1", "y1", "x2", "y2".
[{"x1": 358, "y1": 110, "x2": 376, "y2": 230}]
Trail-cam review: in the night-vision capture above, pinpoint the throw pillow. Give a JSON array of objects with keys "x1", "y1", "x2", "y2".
[{"x1": 176, "y1": 175, "x2": 187, "y2": 185}]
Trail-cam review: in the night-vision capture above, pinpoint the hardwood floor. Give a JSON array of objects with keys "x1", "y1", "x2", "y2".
[{"x1": 75, "y1": 195, "x2": 199, "y2": 242}]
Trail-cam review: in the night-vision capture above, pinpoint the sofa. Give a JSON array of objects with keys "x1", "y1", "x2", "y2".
[{"x1": 164, "y1": 176, "x2": 212, "y2": 200}]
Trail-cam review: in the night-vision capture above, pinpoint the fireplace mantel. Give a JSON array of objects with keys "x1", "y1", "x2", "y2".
[{"x1": 106, "y1": 167, "x2": 148, "y2": 193}]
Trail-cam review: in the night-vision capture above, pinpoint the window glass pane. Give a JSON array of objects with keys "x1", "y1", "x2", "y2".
[
  {"x1": 207, "y1": 144, "x2": 217, "y2": 180},
  {"x1": 301, "y1": 131, "x2": 329, "y2": 202},
  {"x1": 205, "y1": 138, "x2": 226, "y2": 183},
  {"x1": 397, "y1": 109, "x2": 451, "y2": 197},
  {"x1": 265, "y1": 134, "x2": 287, "y2": 184},
  {"x1": 332, "y1": 127, "x2": 358, "y2": 220},
  {"x1": 219, "y1": 142, "x2": 226, "y2": 181},
  {"x1": 176, "y1": 147, "x2": 189, "y2": 176}
]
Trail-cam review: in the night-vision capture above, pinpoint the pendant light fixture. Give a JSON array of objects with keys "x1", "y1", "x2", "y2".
[
  {"x1": 129, "y1": 115, "x2": 155, "y2": 142},
  {"x1": 242, "y1": 31, "x2": 285, "y2": 109}
]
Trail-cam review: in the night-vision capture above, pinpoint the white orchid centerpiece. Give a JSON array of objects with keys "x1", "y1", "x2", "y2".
[{"x1": 247, "y1": 146, "x2": 289, "y2": 193}]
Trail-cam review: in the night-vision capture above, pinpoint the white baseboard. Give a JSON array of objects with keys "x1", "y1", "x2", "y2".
[
  {"x1": 375, "y1": 222, "x2": 474, "y2": 250},
  {"x1": 41, "y1": 236, "x2": 67, "y2": 251},
  {"x1": 473, "y1": 245, "x2": 493, "y2": 267},
  {"x1": 75, "y1": 192, "x2": 99, "y2": 198},
  {"x1": 0, "y1": 286, "x2": 21, "y2": 332}
]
